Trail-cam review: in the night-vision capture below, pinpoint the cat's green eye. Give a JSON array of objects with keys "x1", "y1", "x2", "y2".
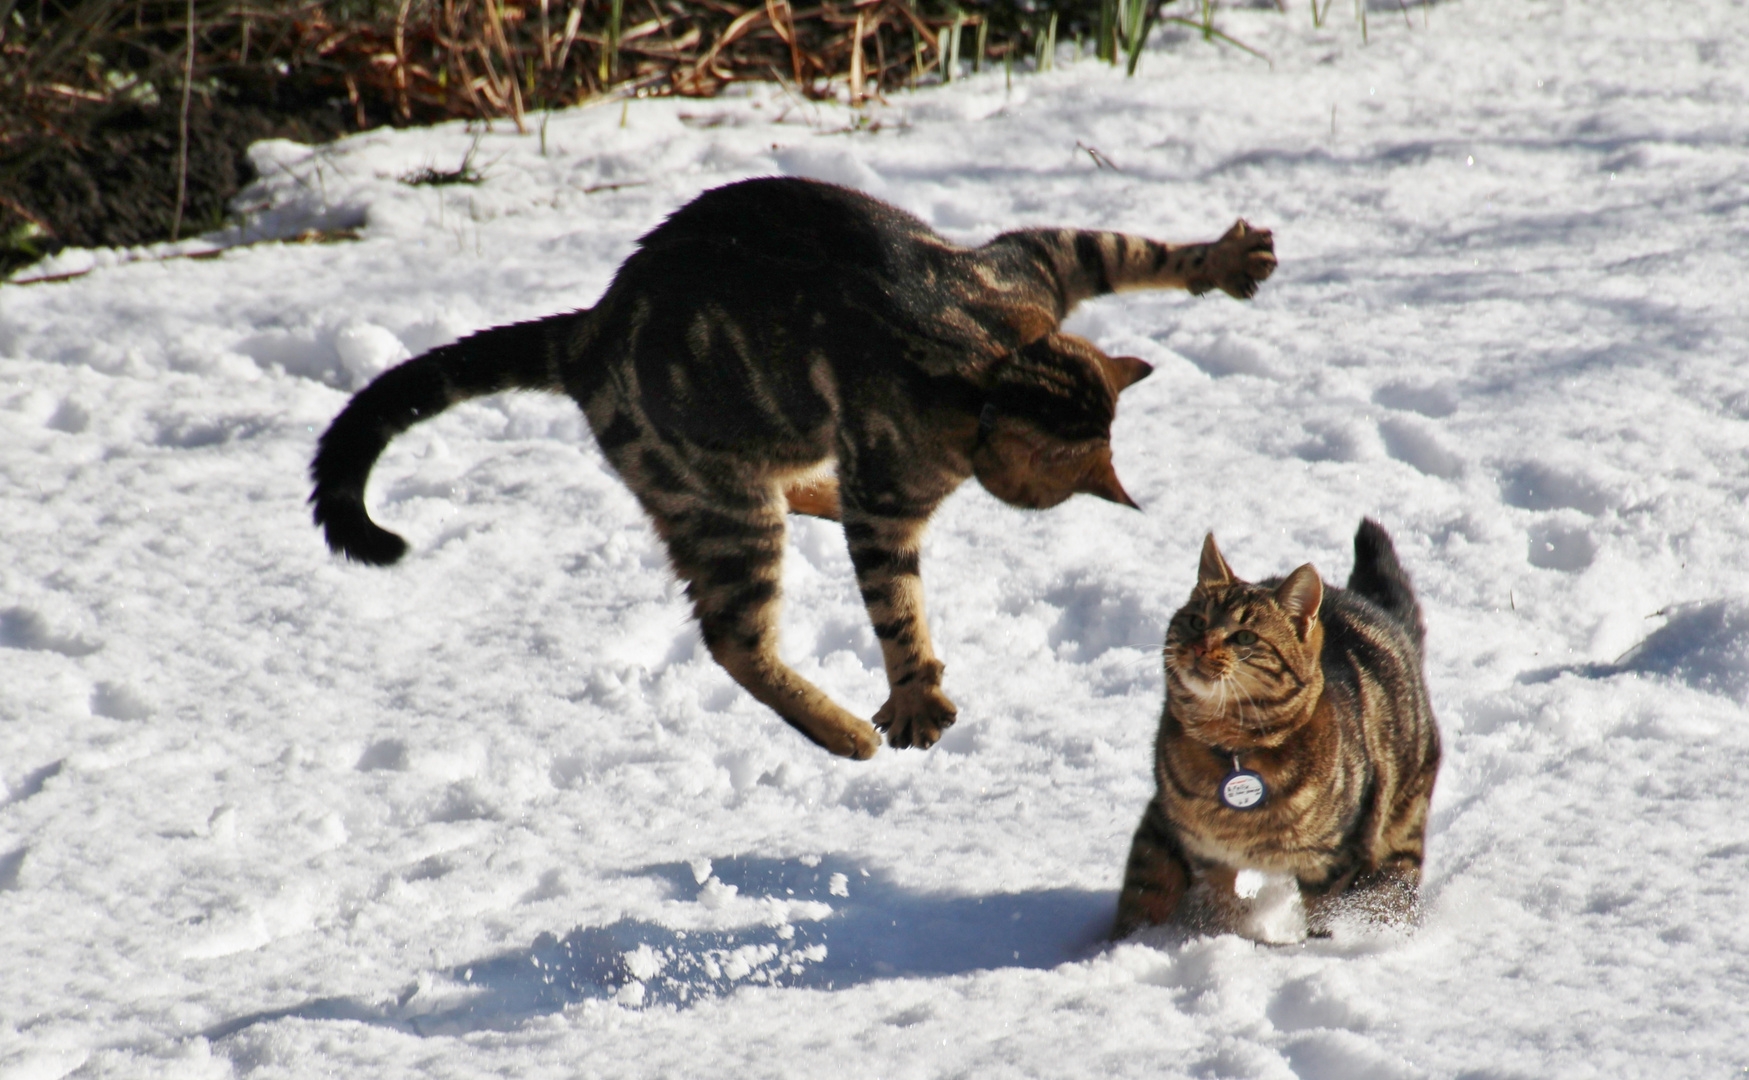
[
  {"x1": 1186, "y1": 614, "x2": 1207, "y2": 632},
  {"x1": 1229, "y1": 630, "x2": 1259, "y2": 647}
]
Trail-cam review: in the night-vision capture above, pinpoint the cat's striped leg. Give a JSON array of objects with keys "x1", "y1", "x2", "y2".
[
  {"x1": 646, "y1": 481, "x2": 880, "y2": 759},
  {"x1": 1113, "y1": 800, "x2": 1192, "y2": 938},
  {"x1": 1109, "y1": 221, "x2": 1276, "y2": 299},
  {"x1": 1354, "y1": 855, "x2": 1424, "y2": 921},
  {"x1": 987, "y1": 222, "x2": 1276, "y2": 311},
  {"x1": 1305, "y1": 854, "x2": 1421, "y2": 934},
  {"x1": 840, "y1": 507, "x2": 956, "y2": 750},
  {"x1": 584, "y1": 391, "x2": 870, "y2": 757},
  {"x1": 1329, "y1": 774, "x2": 1434, "y2": 928},
  {"x1": 1311, "y1": 749, "x2": 1437, "y2": 928},
  {"x1": 588, "y1": 392, "x2": 876, "y2": 758}
]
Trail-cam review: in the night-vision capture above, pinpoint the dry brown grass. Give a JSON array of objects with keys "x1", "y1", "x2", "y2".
[
  {"x1": 3, "y1": 0, "x2": 1097, "y2": 270},
  {"x1": 4, "y1": 0, "x2": 1273, "y2": 272},
  {"x1": 2, "y1": 1, "x2": 1053, "y2": 148}
]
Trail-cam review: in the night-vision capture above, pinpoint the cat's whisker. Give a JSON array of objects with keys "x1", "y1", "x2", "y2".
[
  {"x1": 1215, "y1": 674, "x2": 1237, "y2": 719},
  {"x1": 1113, "y1": 642, "x2": 1175, "y2": 672},
  {"x1": 1240, "y1": 686, "x2": 1267, "y2": 735},
  {"x1": 1225, "y1": 677, "x2": 1257, "y2": 730}
]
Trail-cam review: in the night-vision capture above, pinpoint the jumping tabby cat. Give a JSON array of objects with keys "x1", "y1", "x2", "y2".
[
  {"x1": 310, "y1": 177, "x2": 1276, "y2": 759},
  {"x1": 1114, "y1": 520, "x2": 1441, "y2": 939}
]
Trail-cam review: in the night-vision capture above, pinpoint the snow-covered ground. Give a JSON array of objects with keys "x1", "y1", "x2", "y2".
[{"x1": 4, "y1": 0, "x2": 1747, "y2": 1075}]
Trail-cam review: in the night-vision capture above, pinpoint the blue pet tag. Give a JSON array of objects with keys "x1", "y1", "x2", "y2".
[{"x1": 1219, "y1": 757, "x2": 1267, "y2": 811}]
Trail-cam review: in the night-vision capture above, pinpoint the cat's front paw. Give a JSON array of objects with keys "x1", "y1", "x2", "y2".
[
  {"x1": 874, "y1": 684, "x2": 958, "y2": 750},
  {"x1": 1197, "y1": 219, "x2": 1276, "y2": 299}
]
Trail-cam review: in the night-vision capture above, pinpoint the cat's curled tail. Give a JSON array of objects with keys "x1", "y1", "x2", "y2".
[
  {"x1": 310, "y1": 312, "x2": 586, "y2": 565},
  {"x1": 1345, "y1": 518, "x2": 1426, "y2": 649}
]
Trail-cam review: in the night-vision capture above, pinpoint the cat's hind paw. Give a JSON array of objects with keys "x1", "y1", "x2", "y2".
[
  {"x1": 1197, "y1": 219, "x2": 1276, "y2": 300},
  {"x1": 788, "y1": 709, "x2": 881, "y2": 759},
  {"x1": 875, "y1": 684, "x2": 958, "y2": 750},
  {"x1": 826, "y1": 719, "x2": 883, "y2": 760}
]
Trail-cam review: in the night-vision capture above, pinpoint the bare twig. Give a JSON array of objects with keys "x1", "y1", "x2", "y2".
[
  {"x1": 1076, "y1": 140, "x2": 1119, "y2": 170},
  {"x1": 7, "y1": 228, "x2": 361, "y2": 287},
  {"x1": 555, "y1": 3, "x2": 583, "y2": 71},
  {"x1": 1160, "y1": 15, "x2": 1272, "y2": 67},
  {"x1": 849, "y1": 9, "x2": 866, "y2": 104},
  {"x1": 539, "y1": 0, "x2": 553, "y2": 68},
  {"x1": 582, "y1": 180, "x2": 648, "y2": 194},
  {"x1": 394, "y1": 0, "x2": 412, "y2": 121},
  {"x1": 171, "y1": 0, "x2": 195, "y2": 242}
]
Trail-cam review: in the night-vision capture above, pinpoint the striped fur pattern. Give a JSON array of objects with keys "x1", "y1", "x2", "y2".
[
  {"x1": 310, "y1": 177, "x2": 1276, "y2": 759},
  {"x1": 1114, "y1": 520, "x2": 1441, "y2": 939}
]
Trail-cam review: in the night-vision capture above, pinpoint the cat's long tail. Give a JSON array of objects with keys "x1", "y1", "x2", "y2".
[
  {"x1": 309, "y1": 312, "x2": 583, "y2": 565},
  {"x1": 1346, "y1": 519, "x2": 1426, "y2": 650}
]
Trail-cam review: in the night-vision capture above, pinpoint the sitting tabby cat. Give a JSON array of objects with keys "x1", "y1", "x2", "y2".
[
  {"x1": 311, "y1": 177, "x2": 1276, "y2": 759},
  {"x1": 1114, "y1": 520, "x2": 1441, "y2": 939}
]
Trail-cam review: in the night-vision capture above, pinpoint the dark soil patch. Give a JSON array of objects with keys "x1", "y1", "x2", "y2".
[
  {"x1": 0, "y1": 0, "x2": 1236, "y2": 279},
  {"x1": 2, "y1": 95, "x2": 351, "y2": 269}
]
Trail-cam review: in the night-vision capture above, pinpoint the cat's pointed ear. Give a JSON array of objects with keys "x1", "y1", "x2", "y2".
[
  {"x1": 1275, "y1": 564, "x2": 1323, "y2": 639},
  {"x1": 1101, "y1": 354, "x2": 1154, "y2": 393},
  {"x1": 1075, "y1": 449, "x2": 1139, "y2": 509},
  {"x1": 1198, "y1": 533, "x2": 1235, "y2": 588}
]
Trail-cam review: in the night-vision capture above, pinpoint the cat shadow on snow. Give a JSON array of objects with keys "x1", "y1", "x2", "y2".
[{"x1": 204, "y1": 854, "x2": 1116, "y2": 1039}]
